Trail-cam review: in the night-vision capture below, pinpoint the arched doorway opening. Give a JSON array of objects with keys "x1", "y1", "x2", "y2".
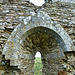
[
  {"x1": 19, "y1": 30, "x2": 64, "y2": 75},
  {"x1": 34, "y1": 51, "x2": 42, "y2": 75}
]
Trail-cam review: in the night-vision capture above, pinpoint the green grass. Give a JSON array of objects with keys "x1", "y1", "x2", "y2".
[{"x1": 34, "y1": 57, "x2": 43, "y2": 75}]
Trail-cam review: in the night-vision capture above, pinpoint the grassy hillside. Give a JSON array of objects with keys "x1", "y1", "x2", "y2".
[{"x1": 34, "y1": 57, "x2": 43, "y2": 75}]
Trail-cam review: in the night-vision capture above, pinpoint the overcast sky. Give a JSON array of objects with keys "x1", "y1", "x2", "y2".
[
  {"x1": 35, "y1": 52, "x2": 41, "y2": 57},
  {"x1": 30, "y1": 0, "x2": 45, "y2": 6}
]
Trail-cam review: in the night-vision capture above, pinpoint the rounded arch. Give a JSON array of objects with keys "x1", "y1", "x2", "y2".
[
  {"x1": 2, "y1": 11, "x2": 74, "y2": 68},
  {"x1": 21, "y1": 26, "x2": 67, "y2": 51}
]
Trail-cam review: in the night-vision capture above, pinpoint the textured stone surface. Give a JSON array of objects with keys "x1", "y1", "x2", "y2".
[{"x1": 0, "y1": 0, "x2": 75, "y2": 75}]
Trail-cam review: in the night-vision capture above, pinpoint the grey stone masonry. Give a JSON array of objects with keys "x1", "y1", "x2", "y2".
[{"x1": 0, "y1": 0, "x2": 75, "y2": 75}]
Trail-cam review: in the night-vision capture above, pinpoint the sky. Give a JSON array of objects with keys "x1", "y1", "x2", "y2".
[
  {"x1": 30, "y1": 0, "x2": 45, "y2": 6},
  {"x1": 35, "y1": 52, "x2": 41, "y2": 57}
]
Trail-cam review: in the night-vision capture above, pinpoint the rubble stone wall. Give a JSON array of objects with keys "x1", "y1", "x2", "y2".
[{"x1": 0, "y1": 0, "x2": 75, "y2": 75}]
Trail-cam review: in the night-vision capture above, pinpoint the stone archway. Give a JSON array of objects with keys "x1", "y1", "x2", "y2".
[
  {"x1": 2, "y1": 11, "x2": 74, "y2": 75},
  {"x1": 20, "y1": 28, "x2": 64, "y2": 75}
]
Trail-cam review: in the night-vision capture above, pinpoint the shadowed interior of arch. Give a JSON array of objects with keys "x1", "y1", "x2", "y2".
[
  {"x1": 21, "y1": 30, "x2": 65, "y2": 74},
  {"x1": 21, "y1": 26, "x2": 67, "y2": 52}
]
